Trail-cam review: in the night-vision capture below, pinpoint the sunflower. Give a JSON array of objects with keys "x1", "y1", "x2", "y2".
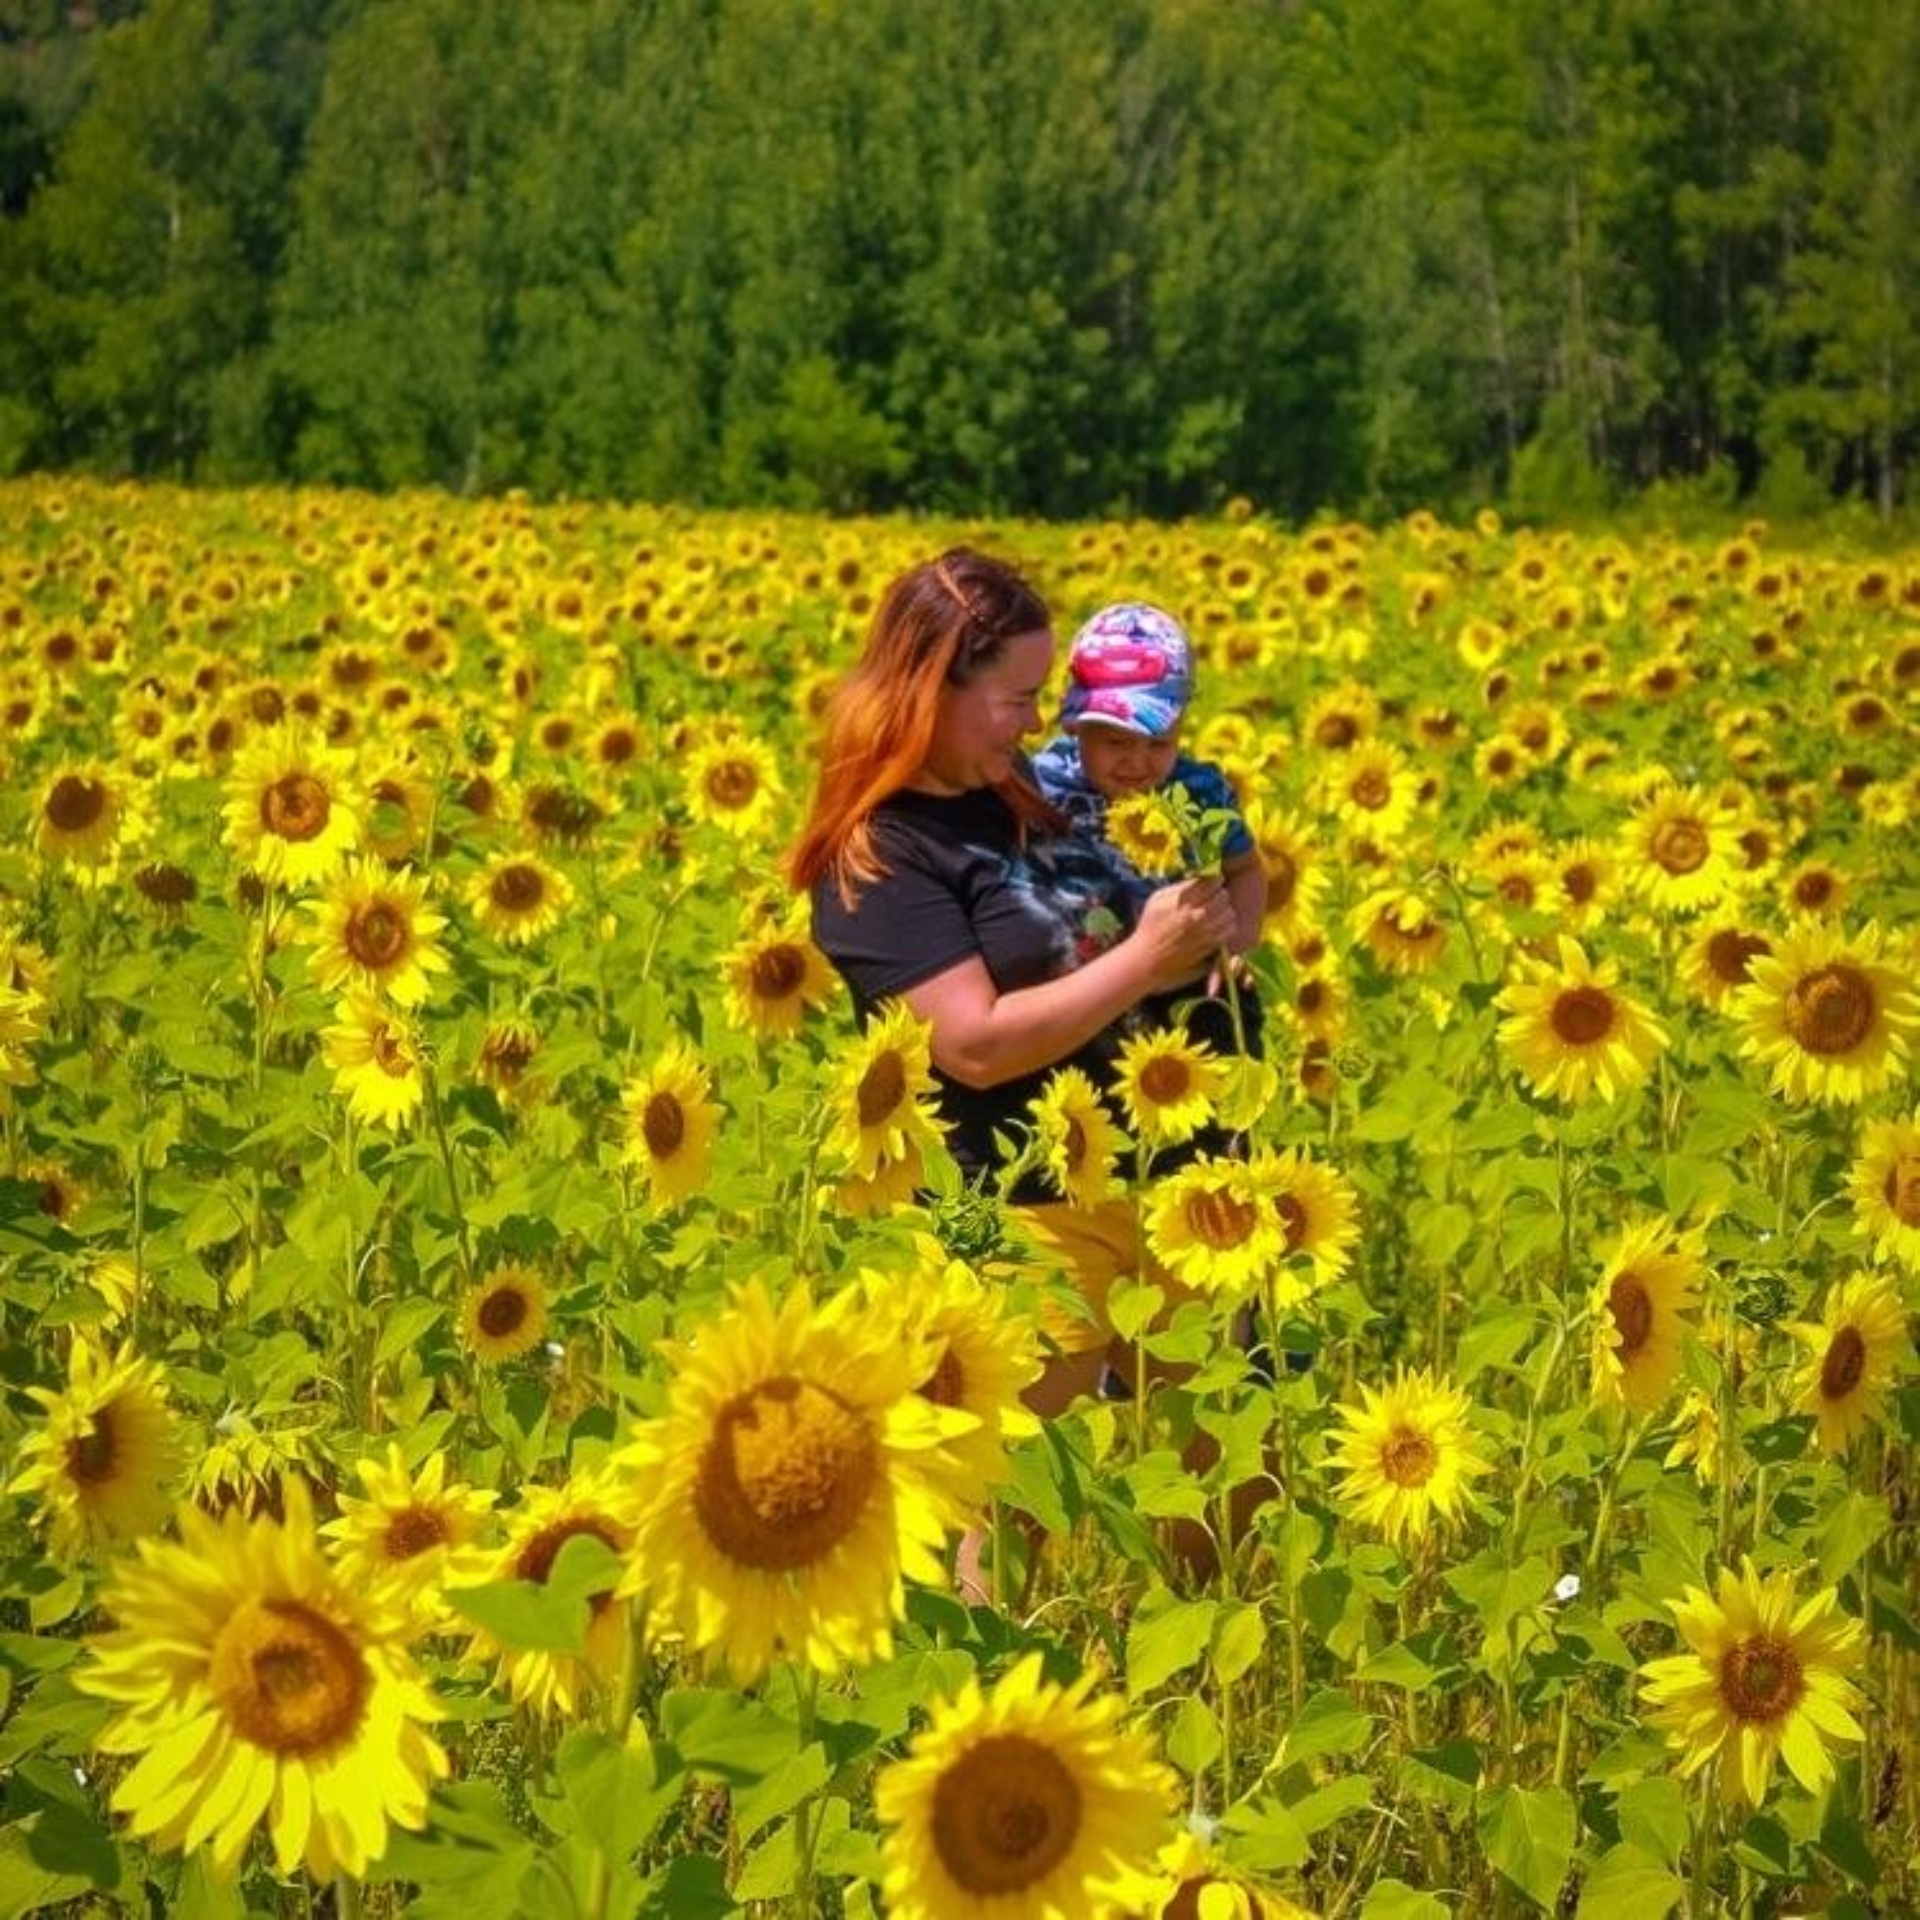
[
  {"x1": 827, "y1": 1000, "x2": 945, "y2": 1181},
  {"x1": 1543, "y1": 837, "x2": 1617, "y2": 933},
  {"x1": 1496, "y1": 936, "x2": 1668, "y2": 1105},
  {"x1": 621, "y1": 1036, "x2": 724, "y2": 1207},
  {"x1": 459, "y1": 1470, "x2": 634, "y2": 1719},
  {"x1": 322, "y1": 1443, "x2": 496, "y2": 1625},
  {"x1": 131, "y1": 859, "x2": 199, "y2": 927},
  {"x1": 684, "y1": 733, "x2": 783, "y2": 837},
  {"x1": 856, "y1": 1258, "x2": 1041, "y2": 1490},
  {"x1": 74, "y1": 1481, "x2": 447, "y2": 1879},
  {"x1": 1029, "y1": 1065, "x2": 1127, "y2": 1209},
  {"x1": 459, "y1": 1260, "x2": 552, "y2": 1365},
  {"x1": 1244, "y1": 803, "x2": 1329, "y2": 941},
  {"x1": 614, "y1": 1280, "x2": 974, "y2": 1683},
  {"x1": 1112, "y1": 1027, "x2": 1225, "y2": 1151},
  {"x1": 1145, "y1": 1829, "x2": 1317, "y2": 1919},
  {"x1": 11, "y1": 1339, "x2": 181, "y2": 1559},
  {"x1": 1145, "y1": 1155, "x2": 1285, "y2": 1297},
  {"x1": 720, "y1": 911, "x2": 836, "y2": 1040},
  {"x1": 1288, "y1": 969, "x2": 1348, "y2": 1045},
  {"x1": 1679, "y1": 921, "x2": 1773, "y2": 1010},
  {"x1": 1246, "y1": 1147, "x2": 1361, "y2": 1301},
  {"x1": 1731, "y1": 919, "x2": 1919, "y2": 1105},
  {"x1": 1590, "y1": 1217, "x2": 1705, "y2": 1415},
  {"x1": 1848, "y1": 1111, "x2": 1920, "y2": 1267},
  {"x1": 1326, "y1": 739, "x2": 1419, "y2": 840},
  {"x1": 469, "y1": 849, "x2": 574, "y2": 946},
  {"x1": 321, "y1": 992, "x2": 426, "y2": 1131},
  {"x1": 34, "y1": 761, "x2": 140, "y2": 880},
  {"x1": 1787, "y1": 1272, "x2": 1910, "y2": 1454},
  {"x1": 1661, "y1": 1389, "x2": 1722, "y2": 1488},
  {"x1": 833, "y1": 1142, "x2": 927, "y2": 1217},
  {"x1": 222, "y1": 725, "x2": 363, "y2": 888},
  {"x1": 1780, "y1": 858, "x2": 1851, "y2": 920},
  {"x1": 1105, "y1": 791, "x2": 1192, "y2": 879},
  {"x1": 1638, "y1": 1560, "x2": 1866, "y2": 1805},
  {"x1": 1351, "y1": 885, "x2": 1449, "y2": 975},
  {"x1": 304, "y1": 858, "x2": 449, "y2": 1007},
  {"x1": 1619, "y1": 784, "x2": 1742, "y2": 915},
  {"x1": 1328, "y1": 1368, "x2": 1488, "y2": 1547},
  {"x1": 874, "y1": 1651, "x2": 1177, "y2": 1920},
  {"x1": 473, "y1": 1014, "x2": 545, "y2": 1104}
]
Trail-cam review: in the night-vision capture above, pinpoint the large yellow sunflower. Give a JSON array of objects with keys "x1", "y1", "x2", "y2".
[
  {"x1": 1678, "y1": 920, "x2": 1773, "y2": 1011},
  {"x1": 874, "y1": 1652, "x2": 1177, "y2": 1920},
  {"x1": 1325, "y1": 738, "x2": 1419, "y2": 840},
  {"x1": 684, "y1": 733, "x2": 783, "y2": 838},
  {"x1": 1731, "y1": 919, "x2": 1919, "y2": 1105},
  {"x1": 321, "y1": 1443, "x2": 496, "y2": 1627},
  {"x1": 613, "y1": 1280, "x2": 974, "y2": 1683},
  {"x1": 1496, "y1": 935, "x2": 1668, "y2": 1105},
  {"x1": 1105, "y1": 791, "x2": 1191, "y2": 879},
  {"x1": 304, "y1": 857, "x2": 449, "y2": 1007},
  {"x1": 1787, "y1": 1272, "x2": 1910, "y2": 1454},
  {"x1": 1589, "y1": 1217, "x2": 1705, "y2": 1415},
  {"x1": 1638, "y1": 1560, "x2": 1865, "y2": 1805},
  {"x1": 457, "y1": 1470, "x2": 634, "y2": 1720},
  {"x1": 11, "y1": 1338, "x2": 181, "y2": 1559},
  {"x1": 1246, "y1": 1146, "x2": 1361, "y2": 1302},
  {"x1": 1028, "y1": 1064, "x2": 1127, "y2": 1209},
  {"x1": 469, "y1": 849, "x2": 574, "y2": 946},
  {"x1": 827, "y1": 1000, "x2": 945, "y2": 1181},
  {"x1": 321, "y1": 992, "x2": 426, "y2": 1131},
  {"x1": 221, "y1": 725, "x2": 363, "y2": 889},
  {"x1": 1243, "y1": 802, "x2": 1328, "y2": 941},
  {"x1": 458, "y1": 1260, "x2": 552, "y2": 1365},
  {"x1": 621, "y1": 1035, "x2": 724, "y2": 1207},
  {"x1": 1113, "y1": 1027, "x2": 1226, "y2": 1150},
  {"x1": 720, "y1": 911, "x2": 836, "y2": 1039},
  {"x1": 1328, "y1": 1368, "x2": 1489, "y2": 1546},
  {"x1": 1351, "y1": 884, "x2": 1449, "y2": 975},
  {"x1": 1848, "y1": 1110, "x2": 1920, "y2": 1267},
  {"x1": 75, "y1": 1482, "x2": 447, "y2": 1879},
  {"x1": 1145, "y1": 1155, "x2": 1285, "y2": 1298},
  {"x1": 34, "y1": 761, "x2": 143, "y2": 883},
  {"x1": 1620, "y1": 783, "x2": 1742, "y2": 915}
]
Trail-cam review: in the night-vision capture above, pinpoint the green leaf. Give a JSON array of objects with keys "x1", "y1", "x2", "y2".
[
  {"x1": 373, "y1": 1295, "x2": 447, "y2": 1367},
  {"x1": 1816, "y1": 1492, "x2": 1888, "y2": 1585},
  {"x1": 1397, "y1": 1739, "x2": 1480, "y2": 1812},
  {"x1": 1615, "y1": 1776, "x2": 1689, "y2": 1867},
  {"x1": 1575, "y1": 1843, "x2": 1683, "y2": 1920},
  {"x1": 639, "y1": 1853, "x2": 735, "y2": 1918},
  {"x1": 1219, "y1": 1794, "x2": 1308, "y2": 1871},
  {"x1": 444, "y1": 1533, "x2": 621, "y2": 1654},
  {"x1": 1476, "y1": 1783, "x2": 1577, "y2": 1910},
  {"x1": 1210, "y1": 1601, "x2": 1266, "y2": 1685},
  {"x1": 1454, "y1": 1301, "x2": 1546, "y2": 1383},
  {"x1": 0, "y1": 1804, "x2": 121, "y2": 1911},
  {"x1": 1360, "y1": 1880, "x2": 1453, "y2": 1919},
  {"x1": 1278, "y1": 1689, "x2": 1374, "y2": 1766},
  {"x1": 1444, "y1": 1551, "x2": 1554, "y2": 1648},
  {"x1": 543, "y1": 1729, "x2": 684, "y2": 1862},
  {"x1": 735, "y1": 1797, "x2": 854, "y2": 1901},
  {"x1": 1285, "y1": 1774, "x2": 1373, "y2": 1836},
  {"x1": 1166, "y1": 1695, "x2": 1221, "y2": 1777},
  {"x1": 1407, "y1": 1198, "x2": 1475, "y2": 1265},
  {"x1": 660, "y1": 1688, "x2": 803, "y2": 1782},
  {"x1": 1125, "y1": 1590, "x2": 1218, "y2": 1696},
  {"x1": 731, "y1": 1743, "x2": 830, "y2": 1846}
]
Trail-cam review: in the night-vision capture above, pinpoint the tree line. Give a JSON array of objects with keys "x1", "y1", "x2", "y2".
[{"x1": 0, "y1": 0, "x2": 1914, "y2": 520}]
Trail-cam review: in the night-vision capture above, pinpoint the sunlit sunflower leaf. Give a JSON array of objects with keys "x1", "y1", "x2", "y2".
[
  {"x1": 660, "y1": 1687, "x2": 802, "y2": 1782},
  {"x1": 1166, "y1": 1694, "x2": 1221, "y2": 1776},
  {"x1": 1615, "y1": 1776, "x2": 1689, "y2": 1865},
  {"x1": 1477, "y1": 1782, "x2": 1576, "y2": 1910},
  {"x1": 1277, "y1": 1688, "x2": 1373, "y2": 1766},
  {"x1": 373, "y1": 1295, "x2": 447, "y2": 1367},
  {"x1": 541, "y1": 1728, "x2": 685, "y2": 1860},
  {"x1": 638, "y1": 1852, "x2": 735, "y2": 1919},
  {"x1": 1210, "y1": 1601, "x2": 1266, "y2": 1685},
  {"x1": 730, "y1": 1742, "x2": 829, "y2": 1846},
  {"x1": 1573, "y1": 1842, "x2": 1683, "y2": 1919},
  {"x1": 1125, "y1": 1588, "x2": 1217, "y2": 1695},
  {"x1": 1396, "y1": 1737, "x2": 1480, "y2": 1811},
  {"x1": 1285, "y1": 1773, "x2": 1373, "y2": 1836},
  {"x1": 1815, "y1": 1491, "x2": 1888, "y2": 1584},
  {"x1": 1218, "y1": 1793, "x2": 1308, "y2": 1871},
  {"x1": 444, "y1": 1532, "x2": 619, "y2": 1654},
  {"x1": 1454, "y1": 1300, "x2": 1547, "y2": 1383},
  {"x1": 1359, "y1": 1880, "x2": 1451, "y2": 1919},
  {"x1": 734, "y1": 1795, "x2": 855, "y2": 1901}
]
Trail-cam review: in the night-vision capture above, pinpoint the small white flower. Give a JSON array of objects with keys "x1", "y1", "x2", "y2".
[{"x1": 1553, "y1": 1573, "x2": 1581, "y2": 1603}]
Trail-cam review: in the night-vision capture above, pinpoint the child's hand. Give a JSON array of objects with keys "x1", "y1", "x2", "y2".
[{"x1": 1206, "y1": 951, "x2": 1256, "y2": 998}]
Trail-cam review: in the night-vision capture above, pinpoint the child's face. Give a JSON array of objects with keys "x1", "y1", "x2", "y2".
[{"x1": 1075, "y1": 719, "x2": 1181, "y2": 799}]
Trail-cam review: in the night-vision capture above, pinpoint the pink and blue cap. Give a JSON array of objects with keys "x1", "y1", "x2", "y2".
[{"x1": 1060, "y1": 602, "x2": 1194, "y2": 740}]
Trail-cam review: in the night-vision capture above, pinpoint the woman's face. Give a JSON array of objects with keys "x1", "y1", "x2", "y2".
[{"x1": 915, "y1": 628, "x2": 1054, "y2": 795}]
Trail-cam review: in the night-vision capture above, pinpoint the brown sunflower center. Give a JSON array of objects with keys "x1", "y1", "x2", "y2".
[
  {"x1": 1648, "y1": 816, "x2": 1709, "y2": 875},
  {"x1": 918, "y1": 1344, "x2": 965, "y2": 1408},
  {"x1": 344, "y1": 900, "x2": 410, "y2": 969},
  {"x1": 384, "y1": 1504, "x2": 451, "y2": 1560},
  {"x1": 478, "y1": 1284, "x2": 530, "y2": 1338},
  {"x1": 705, "y1": 760, "x2": 759, "y2": 809},
  {"x1": 1314, "y1": 713, "x2": 1358, "y2": 749},
  {"x1": 1718, "y1": 1637, "x2": 1805, "y2": 1725},
  {"x1": 65, "y1": 1408, "x2": 119, "y2": 1485},
  {"x1": 1298, "y1": 979, "x2": 1327, "y2": 1015},
  {"x1": 1887, "y1": 1154, "x2": 1920, "y2": 1227},
  {"x1": 209, "y1": 1598, "x2": 372, "y2": 1755},
  {"x1": 857, "y1": 1052, "x2": 907, "y2": 1128},
  {"x1": 261, "y1": 772, "x2": 331, "y2": 843},
  {"x1": 1783, "y1": 964, "x2": 1875, "y2": 1057},
  {"x1": 1500, "y1": 873, "x2": 1537, "y2": 907},
  {"x1": 597, "y1": 726, "x2": 640, "y2": 766},
  {"x1": 369, "y1": 1022, "x2": 413, "y2": 1078},
  {"x1": 1792, "y1": 870, "x2": 1836, "y2": 909},
  {"x1": 45, "y1": 774, "x2": 108, "y2": 832},
  {"x1": 1265, "y1": 850, "x2": 1298, "y2": 911},
  {"x1": 1608, "y1": 1271, "x2": 1654, "y2": 1357},
  {"x1": 134, "y1": 862, "x2": 197, "y2": 906},
  {"x1": 1138, "y1": 1056, "x2": 1193, "y2": 1106},
  {"x1": 491, "y1": 863, "x2": 546, "y2": 911},
  {"x1": 1379, "y1": 1426, "x2": 1438, "y2": 1488},
  {"x1": 642, "y1": 1090, "x2": 686, "y2": 1159},
  {"x1": 929, "y1": 1732, "x2": 1082, "y2": 1896},
  {"x1": 1062, "y1": 1115, "x2": 1088, "y2": 1172},
  {"x1": 1186, "y1": 1187, "x2": 1260, "y2": 1250},
  {"x1": 481, "y1": 1029, "x2": 536, "y2": 1079},
  {"x1": 692, "y1": 1376, "x2": 877, "y2": 1571},
  {"x1": 749, "y1": 944, "x2": 807, "y2": 1001},
  {"x1": 1819, "y1": 1326, "x2": 1867, "y2": 1401},
  {"x1": 1707, "y1": 930, "x2": 1769, "y2": 985},
  {"x1": 1350, "y1": 768, "x2": 1391, "y2": 810},
  {"x1": 1275, "y1": 1193, "x2": 1309, "y2": 1252},
  {"x1": 1563, "y1": 862, "x2": 1598, "y2": 903},
  {"x1": 514, "y1": 1517, "x2": 621, "y2": 1615},
  {"x1": 1551, "y1": 985, "x2": 1616, "y2": 1046}
]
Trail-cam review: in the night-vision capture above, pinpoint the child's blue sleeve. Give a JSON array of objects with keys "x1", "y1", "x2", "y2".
[{"x1": 1177, "y1": 758, "x2": 1256, "y2": 859}]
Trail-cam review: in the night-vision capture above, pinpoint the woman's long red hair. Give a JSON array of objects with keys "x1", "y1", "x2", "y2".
[{"x1": 787, "y1": 548, "x2": 1058, "y2": 905}]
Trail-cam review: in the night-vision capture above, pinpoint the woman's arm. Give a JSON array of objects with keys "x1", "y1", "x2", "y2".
[{"x1": 903, "y1": 877, "x2": 1238, "y2": 1088}]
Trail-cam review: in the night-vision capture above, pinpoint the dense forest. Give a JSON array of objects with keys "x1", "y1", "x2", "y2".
[{"x1": 0, "y1": 0, "x2": 1915, "y2": 520}]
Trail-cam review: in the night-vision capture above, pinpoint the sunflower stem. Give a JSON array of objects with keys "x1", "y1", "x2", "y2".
[
  {"x1": 332, "y1": 1873, "x2": 364, "y2": 1920},
  {"x1": 1687, "y1": 1768, "x2": 1720, "y2": 1916},
  {"x1": 422, "y1": 1060, "x2": 476, "y2": 1289},
  {"x1": 787, "y1": 1665, "x2": 822, "y2": 1919}
]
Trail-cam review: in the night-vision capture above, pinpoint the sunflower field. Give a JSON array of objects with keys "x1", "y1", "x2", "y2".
[{"x1": 1, "y1": 475, "x2": 1917, "y2": 1920}]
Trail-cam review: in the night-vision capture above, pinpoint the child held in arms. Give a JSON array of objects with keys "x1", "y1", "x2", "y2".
[{"x1": 1032, "y1": 602, "x2": 1266, "y2": 1060}]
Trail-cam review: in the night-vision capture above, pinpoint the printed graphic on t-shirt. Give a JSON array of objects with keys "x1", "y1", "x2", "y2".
[{"x1": 973, "y1": 829, "x2": 1131, "y2": 977}]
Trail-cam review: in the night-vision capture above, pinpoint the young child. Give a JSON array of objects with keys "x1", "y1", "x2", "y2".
[{"x1": 1032, "y1": 602, "x2": 1266, "y2": 1059}]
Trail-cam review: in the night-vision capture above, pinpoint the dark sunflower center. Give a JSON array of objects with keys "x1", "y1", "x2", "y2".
[
  {"x1": 857, "y1": 1053, "x2": 907, "y2": 1127},
  {"x1": 482, "y1": 1031, "x2": 536, "y2": 1079},
  {"x1": 1063, "y1": 1115, "x2": 1088, "y2": 1171},
  {"x1": 1793, "y1": 871, "x2": 1836, "y2": 908},
  {"x1": 692, "y1": 1377, "x2": 876, "y2": 1571},
  {"x1": 1265, "y1": 850, "x2": 1298, "y2": 910},
  {"x1": 1138, "y1": 1057, "x2": 1192, "y2": 1105},
  {"x1": 642, "y1": 1092, "x2": 686, "y2": 1159},
  {"x1": 65, "y1": 1409, "x2": 118, "y2": 1484},
  {"x1": 491, "y1": 863, "x2": 546, "y2": 911},
  {"x1": 345, "y1": 901, "x2": 409, "y2": 968},
  {"x1": 705, "y1": 761, "x2": 758, "y2": 809},
  {"x1": 134, "y1": 862, "x2": 197, "y2": 906},
  {"x1": 385, "y1": 1504, "x2": 451, "y2": 1559},
  {"x1": 1551, "y1": 986, "x2": 1616, "y2": 1046},
  {"x1": 1649, "y1": 817, "x2": 1708, "y2": 875},
  {"x1": 1887, "y1": 1155, "x2": 1920, "y2": 1227},
  {"x1": 514, "y1": 1517, "x2": 620, "y2": 1615},
  {"x1": 1819, "y1": 1326, "x2": 1867, "y2": 1400},
  {"x1": 209, "y1": 1598, "x2": 372, "y2": 1756},
  {"x1": 1783, "y1": 964, "x2": 1875, "y2": 1056},
  {"x1": 1351, "y1": 768, "x2": 1391, "y2": 810},
  {"x1": 918, "y1": 1345, "x2": 965, "y2": 1408},
  {"x1": 1563, "y1": 862, "x2": 1597, "y2": 903},
  {"x1": 1608, "y1": 1272, "x2": 1654, "y2": 1357},
  {"x1": 1275, "y1": 1193, "x2": 1309, "y2": 1251},
  {"x1": 1315, "y1": 713, "x2": 1358, "y2": 749},
  {"x1": 46, "y1": 774, "x2": 108, "y2": 832},
  {"x1": 749, "y1": 944, "x2": 807, "y2": 1000},
  {"x1": 261, "y1": 772, "x2": 330, "y2": 842},
  {"x1": 1379, "y1": 1426, "x2": 1437, "y2": 1488},
  {"x1": 1186, "y1": 1187, "x2": 1260, "y2": 1250},
  {"x1": 478, "y1": 1286, "x2": 529, "y2": 1338},
  {"x1": 597, "y1": 727, "x2": 639, "y2": 765},
  {"x1": 1707, "y1": 930, "x2": 1768, "y2": 985},
  {"x1": 1718, "y1": 1637, "x2": 1804, "y2": 1724},
  {"x1": 929, "y1": 1733, "x2": 1082, "y2": 1896}
]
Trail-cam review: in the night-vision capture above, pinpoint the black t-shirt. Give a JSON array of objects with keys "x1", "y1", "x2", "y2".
[{"x1": 810, "y1": 786, "x2": 1141, "y2": 1198}]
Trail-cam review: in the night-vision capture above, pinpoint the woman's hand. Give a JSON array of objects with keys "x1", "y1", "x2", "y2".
[{"x1": 1131, "y1": 877, "x2": 1238, "y2": 992}]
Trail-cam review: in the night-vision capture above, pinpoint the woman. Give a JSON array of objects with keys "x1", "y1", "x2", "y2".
[{"x1": 788, "y1": 546, "x2": 1237, "y2": 1408}]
